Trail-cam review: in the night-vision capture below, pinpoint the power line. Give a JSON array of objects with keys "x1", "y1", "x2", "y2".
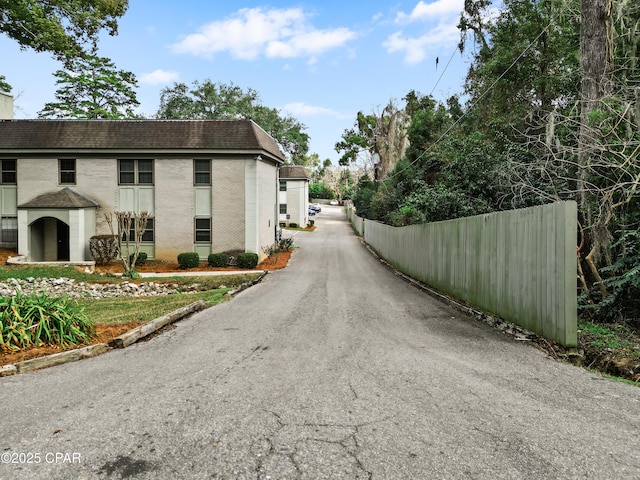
[
  {"x1": 429, "y1": 45, "x2": 459, "y2": 97},
  {"x1": 384, "y1": 11, "x2": 561, "y2": 184}
]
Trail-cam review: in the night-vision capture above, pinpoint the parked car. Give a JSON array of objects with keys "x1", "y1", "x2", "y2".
[
  {"x1": 311, "y1": 203, "x2": 322, "y2": 212},
  {"x1": 330, "y1": 199, "x2": 339, "y2": 205},
  {"x1": 308, "y1": 207, "x2": 316, "y2": 216}
]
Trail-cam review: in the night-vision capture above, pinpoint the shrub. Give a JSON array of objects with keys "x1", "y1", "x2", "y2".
[
  {"x1": 89, "y1": 235, "x2": 119, "y2": 265},
  {"x1": 0, "y1": 292, "x2": 95, "y2": 351},
  {"x1": 208, "y1": 253, "x2": 229, "y2": 267},
  {"x1": 236, "y1": 252, "x2": 259, "y2": 269},
  {"x1": 262, "y1": 244, "x2": 279, "y2": 258},
  {"x1": 279, "y1": 237, "x2": 294, "y2": 251},
  {"x1": 177, "y1": 252, "x2": 200, "y2": 269},
  {"x1": 129, "y1": 251, "x2": 147, "y2": 266},
  {"x1": 290, "y1": 223, "x2": 298, "y2": 228}
]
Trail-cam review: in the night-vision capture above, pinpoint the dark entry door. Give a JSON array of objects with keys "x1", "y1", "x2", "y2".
[{"x1": 57, "y1": 220, "x2": 70, "y2": 261}]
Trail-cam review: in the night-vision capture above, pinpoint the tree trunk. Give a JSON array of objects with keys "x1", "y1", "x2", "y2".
[
  {"x1": 578, "y1": 0, "x2": 614, "y2": 296},
  {"x1": 578, "y1": 0, "x2": 613, "y2": 207}
]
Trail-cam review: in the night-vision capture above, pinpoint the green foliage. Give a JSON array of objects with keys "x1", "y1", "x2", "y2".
[
  {"x1": 581, "y1": 230, "x2": 640, "y2": 327},
  {"x1": 289, "y1": 223, "x2": 298, "y2": 228},
  {"x1": 334, "y1": 111, "x2": 378, "y2": 166},
  {"x1": 130, "y1": 251, "x2": 147, "y2": 266},
  {"x1": 0, "y1": 74, "x2": 11, "y2": 93},
  {"x1": 0, "y1": 0, "x2": 128, "y2": 61},
  {"x1": 279, "y1": 238, "x2": 294, "y2": 250},
  {"x1": 459, "y1": 0, "x2": 580, "y2": 139},
  {"x1": 309, "y1": 182, "x2": 335, "y2": 199},
  {"x1": 0, "y1": 292, "x2": 95, "y2": 351},
  {"x1": 352, "y1": 176, "x2": 377, "y2": 219},
  {"x1": 579, "y1": 321, "x2": 640, "y2": 353},
  {"x1": 208, "y1": 253, "x2": 229, "y2": 268},
  {"x1": 156, "y1": 80, "x2": 309, "y2": 163},
  {"x1": 39, "y1": 53, "x2": 140, "y2": 119},
  {"x1": 236, "y1": 253, "x2": 259, "y2": 269},
  {"x1": 177, "y1": 252, "x2": 200, "y2": 269}
]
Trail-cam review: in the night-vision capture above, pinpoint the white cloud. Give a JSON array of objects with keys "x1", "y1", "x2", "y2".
[
  {"x1": 139, "y1": 69, "x2": 180, "y2": 85},
  {"x1": 282, "y1": 102, "x2": 345, "y2": 118},
  {"x1": 386, "y1": 1, "x2": 464, "y2": 64},
  {"x1": 171, "y1": 7, "x2": 356, "y2": 61},
  {"x1": 384, "y1": 22, "x2": 459, "y2": 65},
  {"x1": 396, "y1": 0, "x2": 464, "y2": 23}
]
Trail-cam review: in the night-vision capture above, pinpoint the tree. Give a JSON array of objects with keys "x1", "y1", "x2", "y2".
[
  {"x1": 335, "y1": 100, "x2": 408, "y2": 181},
  {"x1": 105, "y1": 210, "x2": 149, "y2": 278},
  {"x1": 156, "y1": 80, "x2": 309, "y2": 163},
  {"x1": 0, "y1": 0, "x2": 128, "y2": 61},
  {"x1": 0, "y1": 74, "x2": 10, "y2": 93},
  {"x1": 459, "y1": 0, "x2": 581, "y2": 140},
  {"x1": 577, "y1": 0, "x2": 614, "y2": 296},
  {"x1": 38, "y1": 52, "x2": 140, "y2": 119}
]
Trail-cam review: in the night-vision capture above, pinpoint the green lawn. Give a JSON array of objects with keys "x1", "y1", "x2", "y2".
[
  {"x1": 0, "y1": 265, "x2": 261, "y2": 325},
  {"x1": 77, "y1": 288, "x2": 233, "y2": 324}
]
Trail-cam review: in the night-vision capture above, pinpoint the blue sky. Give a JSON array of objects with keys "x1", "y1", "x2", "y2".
[{"x1": 2, "y1": 0, "x2": 479, "y2": 163}]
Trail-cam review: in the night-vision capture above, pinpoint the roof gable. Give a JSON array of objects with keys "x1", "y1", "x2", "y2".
[{"x1": 18, "y1": 187, "x2": 99, "y2": 209}]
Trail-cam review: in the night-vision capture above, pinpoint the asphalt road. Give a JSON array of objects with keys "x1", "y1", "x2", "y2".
[{"x1": 1, "y1": 205, "x2": 639, "y2": 480}]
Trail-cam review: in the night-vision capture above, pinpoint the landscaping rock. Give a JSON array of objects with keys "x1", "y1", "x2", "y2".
[{"x1": 0, "y1": 277, "x2": 183, "y2": 299}]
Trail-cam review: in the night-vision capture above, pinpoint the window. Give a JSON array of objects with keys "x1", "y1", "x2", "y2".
[
  {"x1": 1, "y1": 217, "x2": 17, "y2": 243},
  {"x1": 126, "y1": 218, "x2": 154, "y2": 242},
  {"x1": 59, "y1": 159, "x2": 76, "y2": 184},
  {"x1": 279, "y1": 204, "x2": 287, "y2": 214},
  {"x1": 119, "y1": 159, "x2": 153, "y2": 185},
  {"x1": 279, "y1": 180, "x2": 287, "y2": 191},
  {"x1": 194, "y1": 160, "x2": 211, "y2": 185},
  {"x1": 1, "y1": 160, "x2": 16, "y2": 184},
  {"x1": 195, "y1": 217, "x2": 211, "y2": 242}
]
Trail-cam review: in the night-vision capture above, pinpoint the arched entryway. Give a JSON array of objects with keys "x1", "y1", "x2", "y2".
[
  {"x1": 17, "y1": 187, "x2": 98, "y2": 262},
  {"x1": 28, "y1": 217, "x2": 70, "y2": 262}
]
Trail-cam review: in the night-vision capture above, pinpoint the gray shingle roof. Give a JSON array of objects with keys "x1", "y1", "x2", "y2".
[
  {"x1": 279, "y1": 165, "x2": 310, "y2": 180},
  {"x1": 0, "y1": 119, "x2": 285, "y2": 162},
  {"x1": 18, "y1": 187, "x2": 99, "y2": 209}
]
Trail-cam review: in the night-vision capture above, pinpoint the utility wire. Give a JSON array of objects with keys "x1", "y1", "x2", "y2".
[
  {"x1": 429, "y1": 44, "x2": 459, "y2": 97},
  {"x1": 384, "y1": 12, "x2": 560, "y2": 184}
]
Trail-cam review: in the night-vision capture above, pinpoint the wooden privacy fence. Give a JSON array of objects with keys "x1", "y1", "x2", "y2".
[{"x1": 348, "y1": 202, "x2": 578, "y2": 347}]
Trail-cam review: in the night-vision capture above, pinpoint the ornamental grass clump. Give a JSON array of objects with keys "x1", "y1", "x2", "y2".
[{"x1": 0, "y1": 292, "x2": 95, "y2": 352}]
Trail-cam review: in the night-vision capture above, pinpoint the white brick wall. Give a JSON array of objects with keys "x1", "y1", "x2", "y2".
[
  {"x1": 154, "y1": 159, "x2": 194, "y2": 260},
  {"x1": 16, "y1": 155, "x2": 279, "y2": 262},
  {"x1": 212, "y1": 159, "x2": 245, "y2": 254}
]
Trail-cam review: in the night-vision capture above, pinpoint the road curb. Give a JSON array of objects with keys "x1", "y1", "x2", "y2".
[
  {"x1": 0, "y1": 274, "x2": 266, "y2": 377},
  {"x1": 226, "y1": 270, "x2": 269, "y2": 296},
  {"x1": 1, "y1": 302, "x2": 205, "y2": 377}
]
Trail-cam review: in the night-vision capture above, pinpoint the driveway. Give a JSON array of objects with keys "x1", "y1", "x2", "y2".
[{"x1": 1, "y1": 205, "x2": 639, "y2": 479}]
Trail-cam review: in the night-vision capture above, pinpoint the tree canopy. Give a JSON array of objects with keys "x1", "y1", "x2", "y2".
[
  {"x1": 0, "y1": 74, "x2": 11, "y2": 93},
  {"x1": 0, "y1": 0, "x2": 128, "y2": 60},
  {"x1": 38, "y1": 52, "x2": 139, "y2": 119},
  {"x1": 156, "y1": 80, "x2": 309, "y2": 164}
]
